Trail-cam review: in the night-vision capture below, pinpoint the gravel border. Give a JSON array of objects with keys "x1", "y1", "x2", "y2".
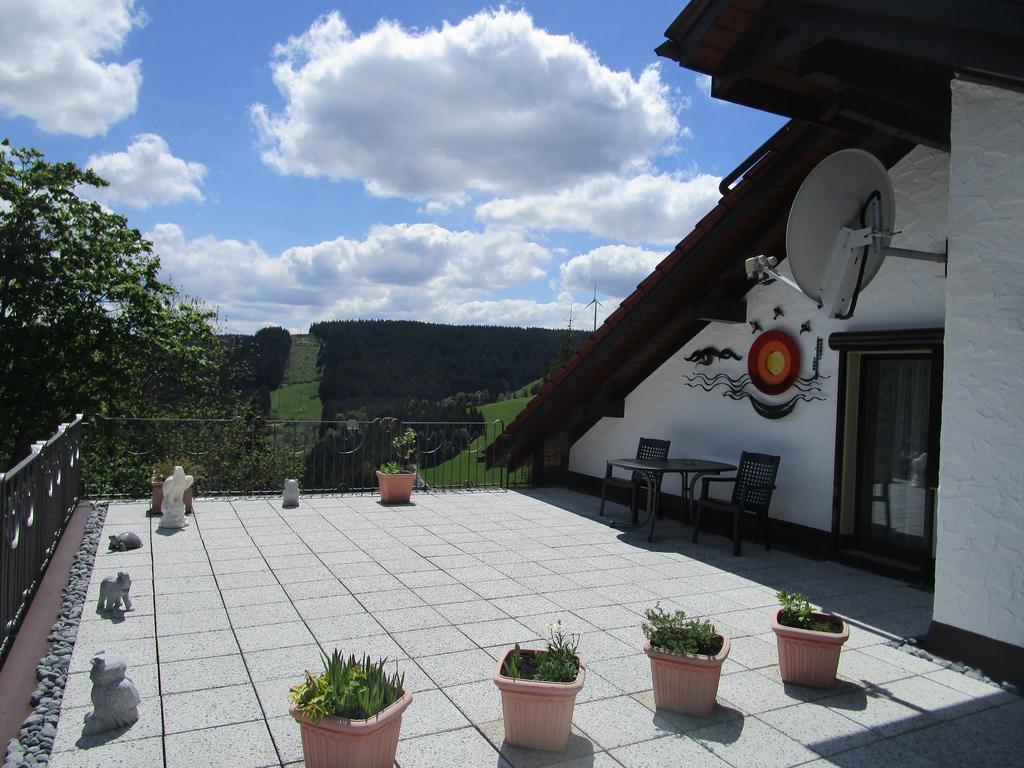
[
  {"x1": 3, "y1": 501, "x2": 108, "y2": 768},
  {"x1": 887, "y1": 637, "x2": 1019, "y2": 695}
]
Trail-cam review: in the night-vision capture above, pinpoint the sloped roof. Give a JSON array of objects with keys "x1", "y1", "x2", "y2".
[
  {"x1": 656, "y1": 0, "x2": 1024, "y2": 151},
  {"x1": 492, "y1": 119, "x2": 911, "y2": 469}
]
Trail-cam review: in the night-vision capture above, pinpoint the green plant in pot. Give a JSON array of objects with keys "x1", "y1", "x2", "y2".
[
  {"x1": 289, "y1": 651, "x2": 411, "y2": 768},
  {"x1": 642, "y1": 603, "x2": 730, "y2": 715},
  {"x1": 375, "y1": 427, "x2": 417, "y2": 504},
  {"x1": 150, "y1": 457, "x2": 201, "y2": 514},
  {"x1": 770, "y1": 590, "x2": 849, "y2": 688},
  {"x1": 493, "y1": 621, "x2": 585, "y2": 751}
]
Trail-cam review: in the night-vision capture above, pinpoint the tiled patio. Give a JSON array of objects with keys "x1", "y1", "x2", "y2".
[{"x1": 52, "y1": 489, "x2": 1020, "y2": 767}]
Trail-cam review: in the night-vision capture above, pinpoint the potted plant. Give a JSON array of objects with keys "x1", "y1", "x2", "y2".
[
  {"x1": 289, "y1": 651, "x2": 412, "y2": 768},
  {"x1": 150, "y1": 458, "x2": 199, "y2": 514},
  {"x1": 493, "y1": 622, "x2": 585, "y2": 751},
  {"x1": 375, "y1": 427, "x2": 417, "y2": 504},
  {"x1": 770, "y1": 590, "x2": 849, "y2": 688},
  {"x1": 642, "y1": 603, "x2": 730, "y2": 716}
]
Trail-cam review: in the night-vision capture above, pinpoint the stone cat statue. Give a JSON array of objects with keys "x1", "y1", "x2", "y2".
[
  {"x1": 96, "y1": 572, "x2": 134, "y2": 613},
  {"x1": 159, "y1": 466, "x2": 193, "y2": 530},
  {"x1": 108, "y1": 532, "x2": 143, "y2": 552},
  {"x1": 82, "y1": 652, "x2": 140, "y2": 736}
]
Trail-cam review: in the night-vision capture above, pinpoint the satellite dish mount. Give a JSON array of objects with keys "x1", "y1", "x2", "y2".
[{"x1": 746, "y1": 149, "x2": 946, "y2": 319}]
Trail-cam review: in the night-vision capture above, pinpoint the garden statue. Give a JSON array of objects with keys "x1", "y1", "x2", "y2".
[
  {"x1": 82, "y1": 652, "x2": 140, "y2": 736},
  {"x1": 159, "y1": 465, "x2": 193, "y2": 529},
  {"x1": 108, "y1": 532, "x2": 143, "y2": 552},
  {"x1": 282, "y1": 478, "x2": 300, "y2": 508},
  {"x1": 96, "y1": 572, "x2": 134, "y2": 614}
]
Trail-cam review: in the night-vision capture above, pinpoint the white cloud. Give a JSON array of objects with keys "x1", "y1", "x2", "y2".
[
  {"x1": 251, "y1": 8, "x2": 680, "y2": 201},
  {"x1": 559, "y1": 244, "x2": 665, "y2": 299},
  {"x1": 476, "y1": 172, "x2": 720, "y2": 246},
  {"x1": 148, "y1": 222, "x2": 553, "y2": 332},
  {"x1": 85, "y1": 134, "x2": 206, "y2": 209},
  {"x1": 695, "y1": 73, "x2": 712, "y2": 97},
  {"x1": 0, "y1": 0, "x2": 143, "y2": 136}
]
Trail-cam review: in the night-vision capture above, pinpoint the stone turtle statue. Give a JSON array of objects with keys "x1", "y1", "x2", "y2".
[
  {"x1": 82, "y1": 652, "x2": 140, "y2": 736},
  {"x1": 96, "y1": 572, "x2": 134, "y2": 613},
  {"x1": 108, "y1": 532, "x2": 143, "y2": 552}
]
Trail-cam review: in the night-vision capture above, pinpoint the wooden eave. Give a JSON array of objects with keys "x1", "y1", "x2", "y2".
[
  {"x1": 490, "y1": 120, "x2": 912, "y2": 470},
  {"x1": 656, "y1": 0, "x2": 1024, "y2": 151}
]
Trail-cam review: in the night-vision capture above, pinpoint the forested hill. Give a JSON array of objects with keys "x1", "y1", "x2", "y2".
[{"x1": 310, "y1": 319, "x2": 586, "y2": 420}]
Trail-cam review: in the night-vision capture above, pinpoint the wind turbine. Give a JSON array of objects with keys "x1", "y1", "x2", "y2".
[{"x1": 584, "y1": 284, "x2": 603, "y2": 332}]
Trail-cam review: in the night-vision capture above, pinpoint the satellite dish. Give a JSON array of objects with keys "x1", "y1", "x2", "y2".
[
  {"x1": 786, "y1": 149, "x2": 894, "y2": 317},
  {"x1": 744, "y1": 148, "x2": 945, "y2": 318}
]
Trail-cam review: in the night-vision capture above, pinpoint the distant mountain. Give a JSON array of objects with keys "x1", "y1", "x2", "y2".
[{"x1": 310, "y1": 319, "x2": 586, "y2": 421}]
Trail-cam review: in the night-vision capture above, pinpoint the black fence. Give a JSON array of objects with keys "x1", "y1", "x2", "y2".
[
  {"x1": 0, "y1": 416, "x2": 83, "y2": 665},
  {"x1": 83, "y1": 415, "x2": 529, "y2": 498}
]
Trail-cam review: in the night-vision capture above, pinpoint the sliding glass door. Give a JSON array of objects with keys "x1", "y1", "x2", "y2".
[{"x1": 854, "y1": 353, "x2": 939, "y2": 560}]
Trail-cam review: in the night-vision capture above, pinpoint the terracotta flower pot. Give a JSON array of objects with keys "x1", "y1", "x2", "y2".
[
  {"x1": 644, "y1": 636, "x2": 730, "y2": 716},
  {"x1": 375, "y1": 471, "x2": 415, "y2": 504},
  {"x1": 150, "y1": 481, "x2": 193, "y2": 514},
  {"x1": 289, "y1": 691, "x2": 412, "y2": 768},
  {"x1": 493, "y1": 649, "x2": 585, "y2": 751},
  {"x1": 770, "y1": 609, "x2": 849, "y2": 688}
]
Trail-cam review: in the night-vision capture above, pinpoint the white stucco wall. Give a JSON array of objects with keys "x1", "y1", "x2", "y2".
[
  {"x1": 932, "y1": 80, "x2": 1024, "y2": 648},
  {"x1": 569, "y1": 145, "x2": 949, "y2": 531}
]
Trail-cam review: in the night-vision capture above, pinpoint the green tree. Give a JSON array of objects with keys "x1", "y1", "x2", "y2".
[{"x1": 0, "y1": 140, "x2": 219, "y2": 467}]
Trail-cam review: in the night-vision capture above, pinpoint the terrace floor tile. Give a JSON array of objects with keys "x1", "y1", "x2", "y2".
[{"x1": 47, "y1": 491, "x2": 1017, "y2": 768}]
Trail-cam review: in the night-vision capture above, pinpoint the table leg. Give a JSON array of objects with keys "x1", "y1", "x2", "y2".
[
  {"x1": 599, "y1": 462, "x2": 613, "y2": 517},
  {"x1": 645, "y1": 474, "x2": 658, "y2": 542},
  {"x1": 679, "y1": 472, "x2": 690, "y2": 524},
  {"x1": 689, "y1": 472, "x2": 707, "y2": 526}
]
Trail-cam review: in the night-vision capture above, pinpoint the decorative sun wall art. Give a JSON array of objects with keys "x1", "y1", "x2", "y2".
[{"x1": 682, "y1": 325, "x2": 827, "y2": 419}]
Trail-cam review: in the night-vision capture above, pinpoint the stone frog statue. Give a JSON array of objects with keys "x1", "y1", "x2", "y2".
[
  {"x1": 108, "y1": 532, "x2": 143, "y2": 552},
  {"x1": 82, "y1": 652, "x2": 140, "y2": 736},
  {"x1": 96, "y1": 572, "x2": 134, "y2": 613},
  {"x1": 159, "y1": 465, "x2": 193, "y2": 530}
]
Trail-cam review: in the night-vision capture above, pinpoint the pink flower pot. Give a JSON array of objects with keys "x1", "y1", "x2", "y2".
[
  {"x1": 375, "y1": 471, "x2": 415, "y2": 504},
  {"x1": 493, "y1": 650, "x2": 585, "y2": 751},
  {"x1": 289, "y1": 691, "x2": 412, "y2": 768},
  {"x1": 644, "y1": 636, "x2": 730, "y2": 716},
  {"x1": 151, "y1": 481, "x2": 193, "y2": 514},
  {"x1": 770, "y1": 609, "x2": 849, "y2": 688}
]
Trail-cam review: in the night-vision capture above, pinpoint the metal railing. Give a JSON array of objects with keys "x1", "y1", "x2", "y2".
[
  {"x1": 1, "y1": 416, "x2": 83, "y2": 664},
  {"x1": 83, "y1": 415, "x2": 529, "y2": 498}
]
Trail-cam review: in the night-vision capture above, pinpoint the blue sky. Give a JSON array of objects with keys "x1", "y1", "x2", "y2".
[{"x1": 1, "y1": 0, "x2": 784, "y2": 332}]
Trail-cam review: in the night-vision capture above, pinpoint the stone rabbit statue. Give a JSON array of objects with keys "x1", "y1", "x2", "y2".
[
  {"x1": 82, "y1": 652, "x2": 140, "y2": 736},
  {"x1": 159, "y1": 466, "x2": 193, "y2": 530},
  {"x1": 96, "y1": 572, "x2": 134, "y2": 613}
]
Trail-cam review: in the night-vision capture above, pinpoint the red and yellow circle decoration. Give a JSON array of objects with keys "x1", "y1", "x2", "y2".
[{"x1": 748, "y1": 330, "x2": 800, "y2": 395}]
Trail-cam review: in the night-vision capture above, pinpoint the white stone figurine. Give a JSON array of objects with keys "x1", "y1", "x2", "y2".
[
  {"x1": 82, "y1": 652, "x2": 140, "y2": 736},
  {"x1": 159, "y1": 466, "x2": 193, "y2": 529},
  {"x1": 282, "y1": 478, "x2": 300, "y2": 508},
  {"x1": 96, "y1": 572, "x2": 134, "y2": 613}
]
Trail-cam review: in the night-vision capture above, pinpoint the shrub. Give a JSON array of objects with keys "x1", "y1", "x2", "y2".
[
  {"x1": 289, "y1": 651, "x2": 404, "y2": 722},
  {"x1": 501, "y1": 621, "x2": 580, "y2": 683},
  {"x1": 777, "y1": 590, "x2": 841, "y2": 633},
  {"x1": 642, "y1": 603, "x2": 722, "y2": 656}
]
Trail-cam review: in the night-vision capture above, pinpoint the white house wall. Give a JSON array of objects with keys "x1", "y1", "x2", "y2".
[
  {"x1": 569, "y1": 145, "x2": 949, "y2": 532},
  {"x1": 933, "y1": 79, "x2": 1024, "y2": 649}
]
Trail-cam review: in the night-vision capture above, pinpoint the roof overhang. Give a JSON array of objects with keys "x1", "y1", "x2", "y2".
[{"x1": 657, "y1": 0, "x2": 1024, "y2": 151}]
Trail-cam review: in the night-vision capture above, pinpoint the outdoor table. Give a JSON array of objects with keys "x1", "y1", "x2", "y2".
[{"x1": 604, "y1": 458, "x2": 736, "y2": 542}]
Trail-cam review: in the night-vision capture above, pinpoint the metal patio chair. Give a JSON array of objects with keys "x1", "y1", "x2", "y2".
[
  {"x1": 599, "y1": 437, "x2": 671, "y2": 520},
  {"x1": 692, "y1": 451, "x2": 780, "y2": 556}
]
